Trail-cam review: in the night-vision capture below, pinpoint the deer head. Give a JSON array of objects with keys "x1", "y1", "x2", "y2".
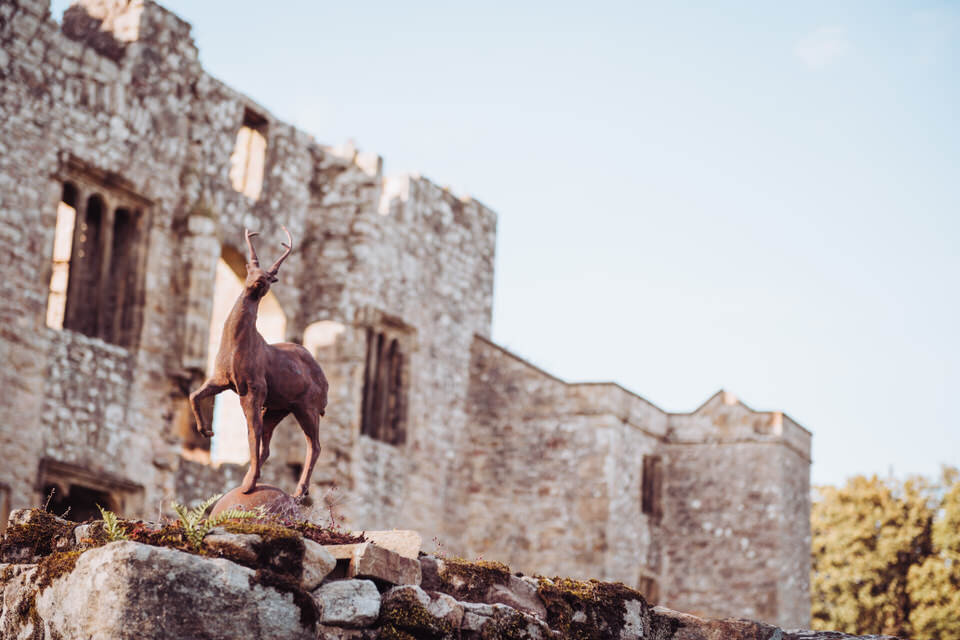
[{"x1": 243, "y1": 225, "x2": 293, "y2": 300}]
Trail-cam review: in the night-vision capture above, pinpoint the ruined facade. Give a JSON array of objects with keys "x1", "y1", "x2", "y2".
[{"x1": 0, "y1": 0, "x2": 812, "y2": 628}]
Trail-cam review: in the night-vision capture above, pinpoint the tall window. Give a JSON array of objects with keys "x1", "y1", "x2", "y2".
[
  {"x1": 641, "y1": 454, "x2": 664, "y2": 523},
  {"x1": 46, "y1": 175, "x2": 150, "y2": 349},
  {"x1": 361, "y1": 327, "x2": 408, "y2": 445},
  {"x1": 229, "y1": 108, "x2": 268, "y2": 200}
]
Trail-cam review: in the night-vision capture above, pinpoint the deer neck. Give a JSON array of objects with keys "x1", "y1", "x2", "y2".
[{"x1": 222, "y1": 293, "x2": 262, "y2": 345}]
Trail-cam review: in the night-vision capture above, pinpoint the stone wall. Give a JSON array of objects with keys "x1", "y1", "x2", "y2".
[
  {"x1": 457, "y1": 341, "x2": 811, "y2": 628},
  {"x1": 0, "y1": 0, "x2": 811, "y2": 629},
  {"x1": 661, "y1": 393, "x2": 812, "y2": 627},
  {"x1": 457, "y1": 337, "x2": 664, "y2": 586}
]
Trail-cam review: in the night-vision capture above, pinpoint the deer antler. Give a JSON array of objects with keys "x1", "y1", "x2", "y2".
[
  {"x1": 268, "y1": 225, "x2": 293, "y2": 275},
  {"x1": 245, "y1": 228, "x2": 261, "y2": 267}
]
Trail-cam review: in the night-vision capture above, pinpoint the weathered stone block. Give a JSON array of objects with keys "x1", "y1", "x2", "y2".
[
  {"x1": 356, "y1": 529, "x2": 421, "y2": 559},
  {"x1": 1, "y1": 509, "x2": 76, "y2": 561},
  {"x1": 203, "y1": 530, "x2": 261, "y2": 565},
  {"x1": 313, "y1": 579, "x2": 380, "y2": 628},
  {"x1": 460, "y1": 601, "x2": 556, "y2": 640},
  {"x1": 325, "y1": 541, "x2": 421, "y2": 586},
  {"x1": 420, "y1": 555, "x2": 547, "y2": 620},
  {"x1": 302, "y1": 538, "x2": 336, "y2": 590},
  {"x1": 381, "y1": 584, "x2": 464, "y2": 638},
  {"x1": 32, "y1": 541, "x2": 315, "y2": 640}
]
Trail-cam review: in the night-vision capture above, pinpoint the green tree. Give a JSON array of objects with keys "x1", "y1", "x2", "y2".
[
  {"x1": 811, "y1": 468, "x2": 960, "y2": 640},
  {"x1": 907, "y1": 468, "x2": 960, "y2": 640}
]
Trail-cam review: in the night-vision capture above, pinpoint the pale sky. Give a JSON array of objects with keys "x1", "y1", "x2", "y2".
[{"x1": 52, "y1": 1, "x2": 959, "y2": 486}]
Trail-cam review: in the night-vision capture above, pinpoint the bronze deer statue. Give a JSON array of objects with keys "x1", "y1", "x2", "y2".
[{"x1": 190, "y1": 226, "x2": 328, "y2": 497}]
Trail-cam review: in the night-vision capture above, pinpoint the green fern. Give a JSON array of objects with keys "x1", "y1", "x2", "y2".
[
  {"x1": 97, "y1": 504, "x2": 129, "y2": 541},
  {"x1": 171, "y1": 494, "x2": 263, "y2": 549}
]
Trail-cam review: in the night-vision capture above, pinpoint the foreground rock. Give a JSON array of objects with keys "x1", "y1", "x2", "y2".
[
  {"x1": 8, "y1": 541, "x2": 315, "y2": 640},
  {"x1": 0, "y1": 516, "x2": 904, "y2": 640}
]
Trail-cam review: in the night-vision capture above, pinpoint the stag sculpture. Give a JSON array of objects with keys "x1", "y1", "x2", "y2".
[{"x1": 190, "y1": 226, "x2": 328, "y2": 497}]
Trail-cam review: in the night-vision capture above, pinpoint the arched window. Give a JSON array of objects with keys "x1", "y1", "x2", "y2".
[
  {"x1": 361, "y1": 322, "x2": 410, "y2": 446},
  {"x1": 229, "y1": 108, "x2": 268, "y2": 200},
  {"x1": 46, "y1": 173, "x2": 150, "y2": 349}
]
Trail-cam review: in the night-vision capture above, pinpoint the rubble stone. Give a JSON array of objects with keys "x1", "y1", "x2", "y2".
[
  {"x1": 203, "y1": 531, "x2": 262, "y2": 565},
  {"x1": 314, "y1": 579, "x2": 381, "y2": 628},
  {"x1": 302, "y1": 538, "x2": 337, "y2": 590}
]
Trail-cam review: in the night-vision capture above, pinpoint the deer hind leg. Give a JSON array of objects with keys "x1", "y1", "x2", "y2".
[
  {"x1": 189, "y1": 379, "x2": 230, "y2": 438},
  {"x1": 239, "y1": 386, "x2": 267, "y2": 494},
  {"x1": 292, "y1": 406, "x2": 322, "y2": 498},
  {"x1": 259, "y1": 409, "x2": 289, "y2": 468}
]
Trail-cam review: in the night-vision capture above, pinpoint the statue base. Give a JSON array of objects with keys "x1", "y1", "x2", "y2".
[{"x1": 210, "y1": 484, "x2": 303, "y2": 520}]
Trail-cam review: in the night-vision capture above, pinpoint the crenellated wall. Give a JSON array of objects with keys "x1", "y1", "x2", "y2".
[{"x1": 0, "y1": 0, "x2": 809, "y2": 628}]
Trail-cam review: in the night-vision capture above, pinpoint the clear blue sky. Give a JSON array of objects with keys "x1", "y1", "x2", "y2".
[{"x1": 52, "y1": 1, "x2": 959, "y2": 486}]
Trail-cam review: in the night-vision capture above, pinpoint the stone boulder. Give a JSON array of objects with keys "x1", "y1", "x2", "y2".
[
  {"x1": 380, "y1": 584, "x2": 465, "y2": 639},
  {"x1": 31, "y1": 541, "x2": 315, "y2": 640},
  {"x1": 651, "y1": 607, "x2": 904, "y2": 640},
  {"x1": 420, "y1": 555, "x2": 547, "y2": 619},
  {"x1": 314, "y1": 579, "x2": 381, "y2": 628}
]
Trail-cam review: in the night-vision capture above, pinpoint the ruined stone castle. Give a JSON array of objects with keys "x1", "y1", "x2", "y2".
[{"x1": 0, "y1": 0, "x2": 812, "y2": 628}]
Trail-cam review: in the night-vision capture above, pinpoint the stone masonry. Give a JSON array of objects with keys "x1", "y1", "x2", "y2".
[{"x1": 0, "y1": 0, "x2": 812, "y2": 628}]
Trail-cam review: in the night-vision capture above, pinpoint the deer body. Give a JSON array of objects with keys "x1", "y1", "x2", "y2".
[{"x1": 190, "y1": 227, "x2": 328, "y2": 497}]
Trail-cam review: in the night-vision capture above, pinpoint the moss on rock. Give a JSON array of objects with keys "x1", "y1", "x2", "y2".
[
  {"x1": 437, "y1": 557, "x2": 513, "y2": 602},
  {"x1": 0, "y1": 509, "x2": 76, "y2": 560},
  {"x1": 380, "y1": 588, "x2": 455, "y2": 640},
  {"x1": 537, "y1": 576, "x2": 646, "y2": 640}
]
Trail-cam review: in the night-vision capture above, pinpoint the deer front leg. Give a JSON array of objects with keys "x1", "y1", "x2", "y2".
[
  {"x1": 189, "y1": 379, "x2": 229, "y2": 438},
  {"x1": 239, "y1": 386, "x2": 267, "y2": 494}
]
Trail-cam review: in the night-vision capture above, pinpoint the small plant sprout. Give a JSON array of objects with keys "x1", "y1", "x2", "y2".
[
  {"x1": 432, "y1": 535, "x2": 447, "y2": 560},
  {"x1": 170, "y1": 494, "x2": 264, "y2": 549},
  {"x1": 97, "y1": 505, "x2": 129, "y2": 542}
]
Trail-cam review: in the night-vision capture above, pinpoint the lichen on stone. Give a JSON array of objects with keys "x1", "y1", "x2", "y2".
[
  {"x1": 35, "y1": 550, "x2": 82, "y2": 591},
  {"x1": 437, "y1": 557, "x2": 512, "y2": 602},
  {"x1": 249, "y1": 567, "x2": 319, "y2": 628},
  {"x1": 380, "y1": 588, "x2": 455, "y2": 640},
  {"x1": 0, "y1": 509, "x2": 76, "y2": 560},
  {"x1": 536, "y1": 576, "x2": 646, "y2": 640}
]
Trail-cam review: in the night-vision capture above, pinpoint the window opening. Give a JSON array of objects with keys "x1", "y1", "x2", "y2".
[
  {"x1": 37, "y1": 458, "x2": 143, "y2": 521},
  {"x1": 361, "y1": 328, "x2": 407, "y2": 445},
  {"x1": 46, "y1": 183, "x2": 78, "y2": 330},
  {"x1": 641, "y1": 454, "x2": 663, "y2": 523},
  {"x1": 42, "y1": 483, "x2": 114, "y2": 522},
  {"x1": 229, "y1": 108, "x2": 268, "y2": 200},
  {"x1": 46, "y1": 173, "x2": 149, "y2": 349}
]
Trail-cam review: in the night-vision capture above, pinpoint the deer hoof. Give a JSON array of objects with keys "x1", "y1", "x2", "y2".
[
  {"x1": 240, "y1": 477, "x2": 257, "y2": 494},
  {"x1": 200, "y1": 429, "x2": 214, "y2": 438},
  {"x1": 293, "y1": 485, "x2": 308, "y2": 498}
]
